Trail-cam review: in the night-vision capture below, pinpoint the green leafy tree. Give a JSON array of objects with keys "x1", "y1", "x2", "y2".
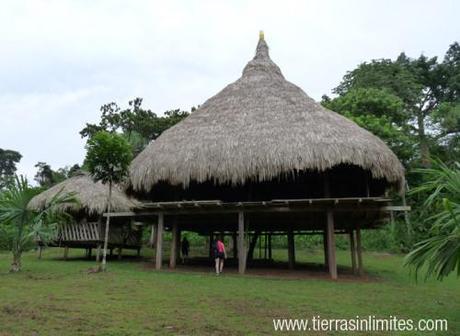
[
  {"x1": 322, "y1": 88, "x2": 414, "y2": 165},
  {"x1": 34, "y1": 162, "x2": 55, "y2": 187},
  {"x1": 34, "y1": 162, "x2": 80, "y2": 188},
  {"x1": 80, "y1": 98, "x2": 191, "y2": 154},
  {"x1": 331, "y1": 42, "x2": 460, "y2": 166},
  {"x1": 0, "y1": 148, "x2": 22, "y2": 189},
  {"x1": 85, "y1": 131, "x2": 132, "y2": 271},
  {"x1": 0, "y1": 176, "x2": 76, "y2": 272},
  {"x1": 404, "y1": 161, "x2": 460, "y2": 280}
]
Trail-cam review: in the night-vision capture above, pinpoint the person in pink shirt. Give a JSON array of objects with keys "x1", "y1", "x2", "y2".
[{"x1": 213, "y1": 237, "x2": 227, "y2": 275}]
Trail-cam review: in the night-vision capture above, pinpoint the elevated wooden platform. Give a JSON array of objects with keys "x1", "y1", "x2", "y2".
[
  {"x1": 103, "y1": 197, "x2": 409, "y2": 280},
  {"x1": 107, "y1": 197, "x2": 408, "y2": 217}
]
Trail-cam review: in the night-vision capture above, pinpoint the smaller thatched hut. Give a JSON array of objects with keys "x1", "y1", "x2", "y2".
[{"x1": 29, "y1": 172, "x2": 142, "y2": 259}]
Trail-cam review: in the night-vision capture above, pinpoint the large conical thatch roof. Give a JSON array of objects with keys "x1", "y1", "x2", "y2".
[
  {"x1": 29, "y1": 172, "x2": 137, "y2": 215},
  {"x1": 130, "y1": 33, "x2": 405, "y2": 192}
]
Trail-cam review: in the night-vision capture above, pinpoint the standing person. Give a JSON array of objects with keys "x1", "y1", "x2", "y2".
[
  {"x1": 181, "y1": 236, "x2": 190, "y2": 263},
  {"x1": 213, "y1": 237, "x2": 227, "y2": 275}
]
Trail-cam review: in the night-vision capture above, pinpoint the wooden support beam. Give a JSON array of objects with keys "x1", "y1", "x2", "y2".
[
  {"x1": 287, "y1": 227, "x2": 295, "y2": 270},
  {"x1": 155, "y1": 213, "x2": 164, "y2": 270},
  {"x1": 238, "y1": 211, "x2": 246, "y2": 274},
  {"x1": 326, "y1": 210, "x2": 337, "y2": 280},
  {"x1": 88, "y1": 248, "x2": 92, "y2": 259},
  {"x1": 349, "y1": 230, "x2": 357, "y2": 275},
  {"x1": 118, "y1": 247, "x2": 122, "y2": 260},
  {"x1": 169, "y1": 220, "x2": 178, "y2": 269},
  {"x1": 356, "y1": 225, "x2": 363, "y2": 276},
  {"x1": 37, "y1": 246, "x2": 43, "y2": 259}
]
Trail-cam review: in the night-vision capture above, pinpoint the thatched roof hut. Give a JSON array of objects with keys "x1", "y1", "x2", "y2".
[
  {"x1": 29, "y1": 172, "x2": 137, "y2": 216},
  {"x1": 122, "y1": 33, "x2": 409, "y2": 278},
  {"x1": 29, "y1": 172, "x2": 142, "y2": 253},
  {"x1": 129, "y1": 33, "x2": 405, "y2": 193}
]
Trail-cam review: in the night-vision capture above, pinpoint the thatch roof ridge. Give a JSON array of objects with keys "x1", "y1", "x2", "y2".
[
  {"x1": 29, "y1": 172, "x2": 138, "y2": 215},
  {"x1": 129, "y1": 34, "x2": 405, "y2": 192}
]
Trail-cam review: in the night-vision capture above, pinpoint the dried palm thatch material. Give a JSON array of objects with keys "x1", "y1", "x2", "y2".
[
  {"x1": 130, "y1": 34, "x2": 405, "y2": 192},
  {"x1": 29, "y1": 172, "x2": 138, "y2": 215}
]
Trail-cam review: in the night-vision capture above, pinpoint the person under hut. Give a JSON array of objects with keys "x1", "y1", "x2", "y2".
[
  {"x1": 213, "y1": 237, "x2": 227, "y2": 275},
  {"x1": 181, "y1": 236, "x2": 190, "y2": 263}
]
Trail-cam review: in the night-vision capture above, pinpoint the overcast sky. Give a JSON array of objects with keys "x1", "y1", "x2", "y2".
[{"x1": 1, "y1": 0, "x2": 459, "y2": 182}]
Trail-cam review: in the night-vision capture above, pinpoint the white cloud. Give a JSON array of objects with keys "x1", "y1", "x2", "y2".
[{"x1": 1, "y1": 0, "x2": 459, "y2": 180}]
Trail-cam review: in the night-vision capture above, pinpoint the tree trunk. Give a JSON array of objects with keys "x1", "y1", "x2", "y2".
[
  {"x1": 247, "y1": 231, "x2": 260, "y2": 263},
  {"x1": 10, "y1": 252, "x2": 21, "y2": 272},
  {"x1": 100, "y1": 180, "x2": 112, "y2": 272},
  {"x1": 417, "y1": 113, "x2": 430, "y2": 166}
]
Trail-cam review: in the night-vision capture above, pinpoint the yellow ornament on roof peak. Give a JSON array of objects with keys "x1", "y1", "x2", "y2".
[{"x1": 259, "y1": 30, "x2": 264, "y2": 40}]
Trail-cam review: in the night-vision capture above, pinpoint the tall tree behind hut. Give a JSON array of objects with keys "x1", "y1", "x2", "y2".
[
  {"x1": 323, "y1": 41, "x2": 460, "y2": 167},
  {"x1": 80, "y1": 97, "x2": 193, "y2": 155},
  {"x1": 0, "y1": 148, "x2": 22, "y2": 190},
  {"x1": 34, "y1": 162, "x2": 81, "y2": 188},
  {"x1": 85, "y1": 131, "x2": 132, "y2": 272}
]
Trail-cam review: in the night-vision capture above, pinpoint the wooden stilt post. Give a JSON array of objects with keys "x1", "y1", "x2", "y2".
[
  {"x1": 63, "y1": 246, "x2": 69, "y2": 260},
  {"x1": 326, "y1": 210, "x2": 337, "y2": 280},
  {"x1": 118, "y1": 247, "x2": 122, "y2": 260},
  {"x1": 37, "y1": 246, "x2": 43, "y2": 259},
  {"x1": 88, "y1": 248, "x2": 92, "y2": 259},
  {"x1": 169, "y1": 219, "x2": 178, "y2": 269},
  {"x1": 137, "y1": 247, "x2": 141, "y2": 257},
  {"x1": 287, "y1": 227, "x2": 295, "y2": 270},
  {"x1": 110, "y1": 248, "x2": 113, "y2": 257},
  {"x1": 238, "y1": 211, "x2": 246, "y2": 274},
  {"x1": 155, "y1": 213, "x2": 164, "y2": 270},
  {"x1": 356, "y1": 225, "x2": 363, "y2": 276},
  {"x1": 349, "y1": 230, "x2": 357, "y2": 275}
]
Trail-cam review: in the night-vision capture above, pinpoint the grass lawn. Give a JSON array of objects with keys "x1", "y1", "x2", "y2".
[{"x1": 0, "y1": 247, "x2": 458, "y2": 335}]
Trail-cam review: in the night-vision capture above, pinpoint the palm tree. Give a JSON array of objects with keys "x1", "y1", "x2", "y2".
[
  {"x1": 0, "y1": 175, "x2": 75, "y2": 272},
  {"x1": 404, "y1": 160, "x2": 460, "y2": 280}
]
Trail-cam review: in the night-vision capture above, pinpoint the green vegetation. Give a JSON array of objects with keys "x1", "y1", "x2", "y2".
[
  {"x1": 0, "y1": 148, "x2": 22, "y2": 190},
  {"x1": 85, "y1": 131, "x2": 133, "y2": 271},
  {"x1": 323, "y1": 42, "x2": 460, "y2": 166},
  {"x1": 80, "y1": 98, "x2": 191, "y2": 155},
  {"x1": 405, "y1": 161, "x2": 460, "y2": 280},
  {"x1": 0, "y1": 248, "x2": 458, "y2": 335},
  {"x1": 0, "y1": 176, "x2": 75, "y2": 272}
]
